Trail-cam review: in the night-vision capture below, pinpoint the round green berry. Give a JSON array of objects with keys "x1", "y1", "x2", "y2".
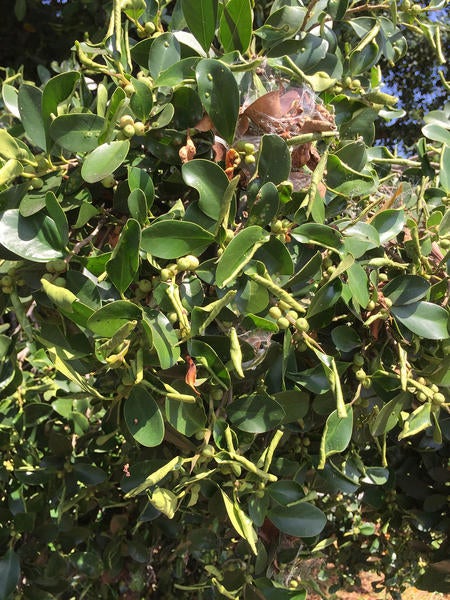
[
  {"x1": 144, "y1": 21, "x2": 156, "y2": 35},
  {"x1": 277, "y1": 317, "x2": 290, "y2": 330},
  {"x1": 138, "y1": 279, "x2": 152, "y2": 293},
  {"x1": 133, "y1": 121, "x2": 146, "y2": 136},
  {"x1": 176, "y1": 255, "x2": 199, "y2": 271},
  {"x1": 295, "y1": 317, "x2": 310, "y2": 333},
  {"x1": 119, "y1": 114, "x2": 134, "y2": 128},
  {"x1": 122, "y1": 123, "x2": 135, "y2": 138},
  {"x1": 30, "y1": 177, "x2": 44, "y2": 189},
  {"x1": 269, "y1": 306, "x2": 283, "y2": 320},
  {"x1": 101, "y1": 174, "x2": 116, "y2": 188}
]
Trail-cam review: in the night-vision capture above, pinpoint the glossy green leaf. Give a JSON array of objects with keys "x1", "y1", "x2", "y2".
[
  {"x1": 254, "y1": 235, "x2": 294, "y2": 276},
  {"x1": 141, "y1": 220, "x2": 215, "y2": 258},
  {"x1": 148, "y1": 33, "x2": 181, "y2": 79},
  {"x1": 0, "y1": 209, "x2": 63, "y2": 262},
  {"x1": 155, "y1": 57, "x2": 200, "y2": 87},
  {"x1": 142, "y1": 309, "x2": 181, "y2": 369},
  {"x1": 215, "y1": 225, "x2": 270, "y2": 287},
  {"x1": 42, "y1": 71, "x2": 80, "y2": 149},
  {"x1": 130, "y1": 76, "x2": 154, "y2": 122},
  {"x1": 0, "y1": 159, "x2": 23, "y2": 187},
  {"x1": 196, "y1": 59, "x2": 239, "y2": 144},
  {"x1": 165, "y1": 397, "x2": 206, "y2": 436},
  {"x1": 49, "y1": 113, "x2": 105, "y2": 153},
  {"x1": 326, "y1": 154, "x2": 377, "y2": 196},
  {"x1": 0, "y1": 549, "x2": 20, "y2": 600},
  {"x1": 398, "y1": 402, "x2": 432, "y2": 440},
  {"x1": 128, "y1": 188, "x2": 148, "y2": 224},
  {"x1": 188, "y1": 339, "x2": 231, "y2": 389},
  {"x1": 440, "y1": 146, "x2": 450, "y2": 193},
  {"x1": 346, "y1": 262, "x2": 370, "y2": 308},
  {"x1": 383, "y1": 275, "x2": 430, "y2": 305},
  {"x1": 248, "y1": 182, "x2": 279, "y2": 227},
  {"x1": 391, "y1": 302, "x2": 449, "y2": 340},
  {"x1": 2, "y1": 83, "x2": 20, "y2": 119},
  {"x1": 268, "y1": 480, "x2": 304, "y2": 506},
  {"x1": 422, "y1": 124, "x2": 450, "y2": 145},
  {"x1": 371, "y1": 209, "x2": 405, "y2": 244},
  {"x1": 17, "y1": 84, "x2": 46, "y2": 150},
  {"x1": 181, "y1": 0, "x2": 218, "y2": 53},
  {"x1": 0, "y1": 129, "x2": 24, "y2": 160},
  {"x1": 106, "y1": 218, "x2": 141, "y2": 293},
  {"x1": 150, "y1": 487, "x2": 177, "y2": 519},
  {"x1": 228, "y1": 392, "x2": 285, "y2": 433},
  {"x1": 349, "y1": 41, "x2": 380, "y2": 75},
  {"x1": 318, "y1": 406, "x2": 353, "y2": 469},
  {"x1": 182, "y1": 159, "x2": 229, "y2": 220},
  {"x1": 219, "y1": 0, "x2": 252, "y2": 54},
  {"x1": 307, "y1": 279, "x2": 342, "y2": 318},
  {"x1": 331, "y1": 326, "x2": 361, "y2": 352},
  {"x1": 257, "y1": 134, "x2": 291, "y2": 185},
  {"x1": 370, "y1": 392, "x2": 409, "y2": 437},
  {"x1": 121, "y1": 0, "x2": 146, "y2": 19},
  {"x1": 45, "y1": 191, "x2": 69, "y2": 246},
  {"x1": 128, "y1": 166, "x2": 155, "y2": 207},
  {"x1": 255, "y1": 6, "x2": 305, "y2": 48},
  {"x1": 87, "y1": 300, "x2": 142, "y2": 337},
  {"x1": 291, "y1": 223, "x2": 343, "y2": 251},
  {"x1": 81, "y1": 140, "x2": 130, "y2": 183},
  {"x1": 268, "y1": 502, "x2": 327, "y2": 538},
  {"x1": 124, "y1": 384, "x2": 164, "y2": 447}
]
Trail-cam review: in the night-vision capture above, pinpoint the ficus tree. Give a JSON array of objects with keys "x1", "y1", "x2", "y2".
[{"x1": 0, "y1": 0, "x2": 449, "y2": 599}]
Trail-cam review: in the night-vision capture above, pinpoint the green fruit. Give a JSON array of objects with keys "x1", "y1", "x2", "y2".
[
  {"x1": 167, "y1": 312, "x2": 178, "y2": 324},
  {"x1": 160, "y1": 268, "x2": 172, "y2": 281},
  {"x1": 133, "y1": 121, "x2": 146, "y2": 136},
  {"x1": 287, "y1": 310, "x2": 298, "y2": 320},
  {"x1": 1, "y1": 275, "x2": 14, "y2": 287},
  {"x1": 353, "y1": 354, "x2": 364, "y2": 367},
  {"x1": 277, "y1": 317, "x2": 290, "y2": 330},
  {"x1": 355, "y1": 369, "x2": 367, "y2": 381},
  {"x1": 211, "y1": 388, "x2": 223, "y2": 401},
  {"x1": 378, "y1": 272, "x2": 388, "y2": 282},
  {"x1": 176, "y1": 255, "x2": 199, "y2": 271},
  {"x1": 53, "y1": 277, "x2": 66, "y2": 287},
  {"x1": 367, "y1": 300, "x2": 376, "y2": 311},
  {"x1": 138, "y1": 279, "x2": 152, "y2": 293},
  {"x1": 201, "y1": 444, "x2": 215, "y2": 457},
  {"x1": 30, "y1": 177, "x2": 44, "y2": 189},
  {"x1": 101, "y1": 174, "x2": 116, "y2": 188},
  {"x1": 120, "y1": 114, "x2": 134, "y2": 128},
  {"x1": 295, "y1": 318, "x2": 310, "y2": 333},
  {"x1": 124, "y1": 84, "x2": 135, "y2": 96},
  {"x1": 269, "y1": 306, "x2": 283, "y2": 319},
  {"x1": 244, "y1": 154, "x2": 256, "y2": 165},
  {"x1": 122, "y1": 123, "x2": 135, "y2": 138},
  {"x1": 144, "y1": 21, "x2": 156, "y2": 35},
  {"x1": 244, "y1": 142, "x2": 255, "y2": 155},
  {"x1": 271, "y1": 220, "x2": 283, "y2": 234},
  {"x1": 384, "y1": 297, "x2": 393, "y2": 308}
]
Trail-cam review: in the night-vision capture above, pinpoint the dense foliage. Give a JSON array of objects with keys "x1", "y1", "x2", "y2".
[{"x1": 0, "y1": 0, "x2": 449, "y2": 598}]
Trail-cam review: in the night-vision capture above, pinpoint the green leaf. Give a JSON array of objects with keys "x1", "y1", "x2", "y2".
[
  {"x1": 216, "y1": 226, "x2": 270, "y2": 287},
  {"x1": 440, "y1": 146, "x2": 450, "y2": 193},
  {"x1": 257, "y1": 134, "x2": 291, "y2": 185},
  {"x1": 49, "y1": 113, "x2": 105, "y2": 153},
  {"x1": 318, "y1": 406, "x2": 353, "y2": 469},
  {"x1": 188, "y1": 339, "x2": 231, "y2": 389},
  {"x1": 148, "y1": 33, "x2": 181, "y2": 79},
  {"x1": 370, "y1": 209, "x2": 405, "y2": 244},
  {"x1": 196, "y1": 59, "x2": 239, "y2": 144},
  {"x1": 0, "y1": 209, "x2": 63, "y2": 262},
  {"x1": 42, "y1": 71, "x2": 80, "y2": 150},
  {"x1": 268, "y1": 480, "x2": 304, "y2": 505},
  {"x1": 0, "y1": 129, "x2": 24, "y2": 160},
  {"x1": 182, "y1": 159, "x2": 229, "y2": 220},
  {"x1": 331, "y1": 326, "x2": 361, "y2": 353},
  {"x1": 268, "y1": 502, "x2": 327, "y2": 538},
  {"x1": 248, "y1": 181, "x2": 279, "y2": 227},
  {"x1": 349, "y1": 41, "x2": 380, "y2": 75},
  {"x1": 128, "y1": 166, "x2": 155, "y2": 207},
  {"x1": 45, "y1": 191, "x2": 69, "y2": 247},
  {"x1": 219, "y1": 0, "x2": 253, "y2": 54},
  {"x1": 142, "y1": 309, "x2": 181, "y2": 369},
  {"x1": 17, "y1": 84, "x2": 46, "y2": 150},
  {"x1": 422, "y1": 124, "x2": 450, "y2": 145},
  {"x1": 307, "y1": 279, "x2": 342, "y2": 318},
  {"x1": 81, "y1": 140, "x2": 130, "y2": 183},
  {"x1": 155, "y1": 57, "x2": 201, "y2": 87},
  {"x1": 106, "y1": 219, "x2": 141, "y2": 293},
  {"x1": 130, "y1": 77, "x2": 154, "y2": 122},
  {"x1": 0, "y1": 159, "x2": 23, "y2": 187},
  {"x1": 87, "y1": 300, "x2": 142, "y2": 337},
  {"x1": 255, "y1": 6, "x2": 305, "y2": 48},
  {"x1": 291, "y1": 223, "x2": 343, "y2": 252},
  {"x1": 326, "y1": 154, "x2": 378, "y2": 196},
  {"x1": 383, "y1": 275, "x2": 430, "y2": 305},
  {"x1": 165, "y1": 397, "x2": 206, "y2": 436},
  {"x1": 121, "y1": 0, "x2": 146, "y2": 20},
  {"x1": 391, "y1": 302, "x2": 449, "y2": 340},
  {"x1": 228, "y1": 392, "x2": 285, "y2": 433},
  {"x1": 141, "y1": 220, "x2": 215, "y2": 258},
  {"x1": 2, "y1": 83, "x2": 20, "y2": 119},
  {"x1": 346, "y1": 262, "x2": 370, "y2": 308},
  {"x1": 221, "y1": 490, "x2": 258, "y2": 555},
  {"x1": 398, "y1": 403, "x2": 432, "y2": 440},
  {"x1": 124, "y1": 384, "x2": 164, "y2": 447},
  {"x1": 254, "y1": 235, "x2": 294, "y2": 277},
  {"x1": 181, "y1": 0, "x2": 218, "y2": 53},
  {"x1": 0, "y1": 550, "x2": 20, "y2": 600},
  {"x1": 370, "y1": 392, "x2": 409, "y2": 437}
]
